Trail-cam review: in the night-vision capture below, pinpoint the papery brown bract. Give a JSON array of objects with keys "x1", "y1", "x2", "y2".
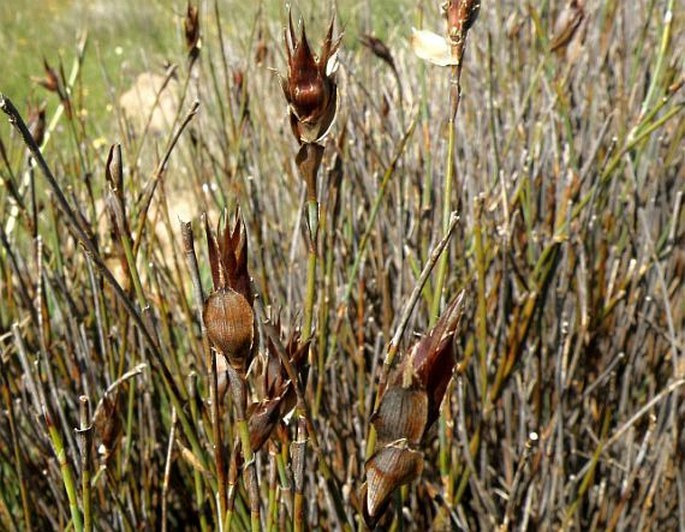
[
  {"x1": 281, "y1": 13, "x2": 340, "y2": 144},
  {"x1": 247, "y1": 398, "x2": 282, "y2": 451},
  {"x1": 32, "y1": 58, "x2": 60, "y2": 93},
  {"x1": 400, "y1": 292, "x2": 464, "y2": 429},
  {"x1": 92, "y1": 392, "x2": 123, "y2": 462},
  {"x1": 550, "y1": 0, "x2": 585, "y2": 53},
  {"x1": 370, "y1": 386, "x2": 428, "y2": 447},
  {"x1": 363, "y1": 444, "x2": 424, "y2": 524},
  {"x1": 446, "y1": 0, "x2": 481, "y2": 35},
  {"x1": 263, "y1": 321, "x2": 309, "y2": 412},
  {"x1": 264, "y1": 329, "x2": 308, "y2": 400},
  {"x1": 244, "y1": 321, "x2": 309, "y2": 451},
  {"x1": 205, "y1": 210, "x2": 251, "y2": 301}
]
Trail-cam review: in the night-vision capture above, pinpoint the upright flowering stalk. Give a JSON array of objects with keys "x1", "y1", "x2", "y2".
[
  {"x1": 202, "y1": 211, "x2": 260, "y2": 529},
  {"x1": 281, "y1": 12, "x2": 340, "y2": 263},
  {"x1": 410, "y1": 0, "x2": 479, "y2": 323},
  {"x1": 281, "y1": 13, "x2": 341, "y2": 530},
  {"x1": 281, "y1": 15, "x2": 341, "y2": 335},
  {"x1": 362, "y1": 294, "x2": 464, "y2": 526},
  {"x1": 410, "y1": 5, "x2": 479, "y2": 511}
]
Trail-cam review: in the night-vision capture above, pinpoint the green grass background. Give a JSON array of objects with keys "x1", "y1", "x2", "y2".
[{"x1": 0, "y1": 0, "x2": 411, "y2": 126}]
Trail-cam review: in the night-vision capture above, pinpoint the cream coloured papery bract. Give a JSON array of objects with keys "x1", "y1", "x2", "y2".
[{"x1": 409, "y1": 28, "x2": 459, "y2": 67}]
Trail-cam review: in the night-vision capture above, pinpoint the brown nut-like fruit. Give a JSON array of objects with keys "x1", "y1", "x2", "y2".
[{"x1": 204, "y1": 288, "x2": 254, "y2": 373}]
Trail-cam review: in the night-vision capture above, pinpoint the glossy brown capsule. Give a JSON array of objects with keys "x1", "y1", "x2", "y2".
[{"x1": 203, "y1": 288, "x2": 254, "y2": 373}]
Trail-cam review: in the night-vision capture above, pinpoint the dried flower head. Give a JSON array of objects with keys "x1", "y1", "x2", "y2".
[
  {"x1": 92, "y1": 392, "x2": 123, "y2": 461},
  {"x1": 184, "y1": 2, "x2": 201, "y2": 62},
  {"x1": 362, "y1": 292, "x2": 464, "y2": 526},
  {"x1": 205, "y1": 210, "x2": 251, "y2": 301},
  {"x1": 281, "y1": 13, "x2": 341, "y2": 144},
  {"x1": 203, "y1": 211, "x2": 254, "y2": 375},
  {"x1": 445, "y1": 0, "x2": 481, "y2": 37},
  {"x1": 244, "y1": 320, "x2": 309, "y2": 450},
  {"x1": 411, "y1": 0, "x2": 480, "y2": 67},
  {"x1": 31, "y1": 58, "x2": 60, "y2": 93},
  {"x1": 359, "y1": 34, "x2": 396, "y2": 72},
  {"x1": 399, "y1": 291, "x2": 464, "y2": 428}
]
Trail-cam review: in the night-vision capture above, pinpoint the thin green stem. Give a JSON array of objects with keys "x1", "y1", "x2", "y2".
[
  {"x1": 227, "y1": 368, "x2": 260, "y2": 532},
  {"x1": 302, "y1": 199, "x2": 318, "y2": 339},
  {"x1": 473, "y1": 199, "x2": 488, "y2": 407},
  {"x1": 640, "y1": 0, "x2": 675, "y2": 118},
  {"x1": 325, "y1": 121, "x2": 416, "y2": 374},
  {"x1": 430, "y1": 112, "x2": 457, "y2": 326},
  {"x1": 78, "y1": 398, "x2": 92, "y2": 532},
  {"x1": 48, "y1": 416, "x2": 83, "y2": 532}
]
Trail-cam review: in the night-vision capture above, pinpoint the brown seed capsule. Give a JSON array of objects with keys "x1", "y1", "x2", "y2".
[
  {"x1": 203, "y1": 289, "x2": 254, "y2": 373},
  {"x1": 364, "y1": 444, "x2": 424, "y2": 520},
  {"x1": 370, "y1": 386, "x2": 428, "y2": 447}
]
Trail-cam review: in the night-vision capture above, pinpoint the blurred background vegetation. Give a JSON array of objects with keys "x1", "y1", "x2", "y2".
[{"x1": 0, "y1": 0, "x2": 410, "y2": 125}]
